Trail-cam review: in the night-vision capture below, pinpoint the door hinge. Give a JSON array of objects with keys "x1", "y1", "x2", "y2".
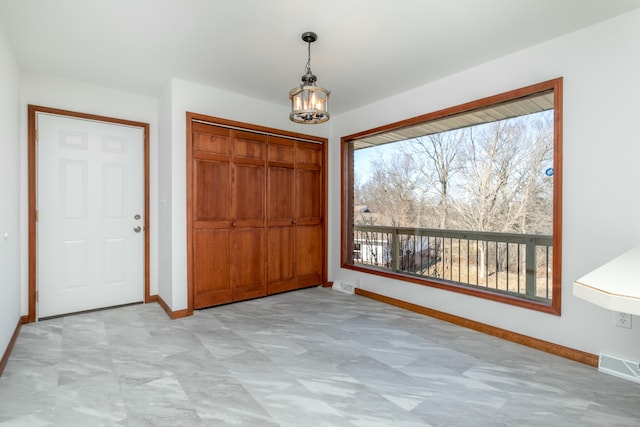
[{"x1": 36, "y1": 290, "x2": 39, "y2": 302}]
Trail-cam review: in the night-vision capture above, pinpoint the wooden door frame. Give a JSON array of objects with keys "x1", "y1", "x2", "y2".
[
  {"x1": 27, "y1": 105, "x2": 151, "y2": 322},
  {"x1": 186, "y1": 112, "x2": 328, "y2": 315}
]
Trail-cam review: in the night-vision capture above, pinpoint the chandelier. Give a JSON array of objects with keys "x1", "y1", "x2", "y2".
[{"x1": 289, "y1": 32, "x2": 330, "y2": 124}]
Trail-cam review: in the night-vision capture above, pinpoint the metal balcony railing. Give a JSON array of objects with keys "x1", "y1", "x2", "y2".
[{"x1": 353, "y1": 225, "x2": 553, "y2": 303}]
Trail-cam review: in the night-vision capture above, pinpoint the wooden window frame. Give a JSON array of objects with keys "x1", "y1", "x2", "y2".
[{"x1": 340, "y1": 78, "x2": 563, "y2": 315}]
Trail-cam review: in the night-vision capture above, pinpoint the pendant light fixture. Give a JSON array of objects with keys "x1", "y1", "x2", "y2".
[{"x1": 289, "y1": 31, "x2": 330, "y2": 124}]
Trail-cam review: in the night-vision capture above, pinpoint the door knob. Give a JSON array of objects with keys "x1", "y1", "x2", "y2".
[{"x1": 133, "y1": 225, "x2": 142, "y2": 233}]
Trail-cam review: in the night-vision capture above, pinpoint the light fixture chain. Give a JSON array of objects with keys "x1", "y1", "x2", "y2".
[{"x1": 306, "y1": 40, "x2": 312, "y2": 74}]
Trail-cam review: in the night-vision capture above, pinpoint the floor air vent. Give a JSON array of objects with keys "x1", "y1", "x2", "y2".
[
  {"x1": 599, "y1": 353, "x2": 640, "y2": 384},
  {"x1": 332, "y1": 282, "x2": 355, "y2": 295}
]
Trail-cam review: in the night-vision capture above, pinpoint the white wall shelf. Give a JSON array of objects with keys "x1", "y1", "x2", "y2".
[{"x1": 574, "y1": 246, "x2": 640, "y2": 316}]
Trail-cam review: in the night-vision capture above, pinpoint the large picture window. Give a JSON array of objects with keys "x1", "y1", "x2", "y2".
[{"x1": 342, "y1": 78, "x2": 562, "y2": 314}]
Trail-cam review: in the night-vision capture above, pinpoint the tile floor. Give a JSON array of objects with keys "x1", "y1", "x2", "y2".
[{"x1": 1, "y1": 287, "x2": 639, "y2": 426}]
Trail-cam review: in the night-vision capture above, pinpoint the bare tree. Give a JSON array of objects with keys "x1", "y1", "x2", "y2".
[
  {"x1": 409, "y1": 129, "x2": 465, "y2": 229},
  {"x1": 359, "y1": 150, "x2": 422, "y2": 227},
  {"x1": 454, "y1": 114, "x2": 553, "y2": 277},
  {"x1": 516, "y1": 114, "x2": 554, "y2": 235},
  {"x1": 356, "y1": 149, "x2": 429, "y2": 269}
]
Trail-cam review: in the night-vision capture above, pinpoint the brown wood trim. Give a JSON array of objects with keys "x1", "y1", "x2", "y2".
[
  {"x1": 185, "y1": 113, "x2": 195, "y2": 316},
  {"x1": 143, "y1": 120, "x2": 151, "y2": 303},
  {"x1": 156, "y1": 295, "x2": 190, "y2": 320},
  {"x1": 340, "y1": 78, "x2": 563, "y2": 316},
  {"x1": 552, "y1": 78, "x2": 563, "y2": 313},
  {"x1": 340, "y1": 137, "x2": 355, "y2": 269},
  {"x1": 187, "y1": 112, "x2": 326, "y2": 144},
  {"x1": 147, "y1": 295, "x2": 159, "y2": 303},
  {"x1": 355, "y1": 288, "x2": 598, "y2": 367},
  {"x1": 322, "y1": 126, "x2": 329, "y2": 289},
  {"x1": 27, "y1": 105, "x2": 151, "y2": 322},
  {"x1": 27, "y1": 107, "x2": 37, "y2": 323},
  {"x1": 0, "y1": 315, "x2": 28, "y2": 377}
]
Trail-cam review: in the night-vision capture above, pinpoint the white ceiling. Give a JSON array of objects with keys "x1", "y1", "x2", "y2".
[{"x1": 1, "y1": 0, "x2": 640, "y2": 115}]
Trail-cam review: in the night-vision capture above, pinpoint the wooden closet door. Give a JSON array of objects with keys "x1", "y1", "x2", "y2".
[
  {"x1": 188, "y1": 113, "x2": 326, "y2": 311},
  {"x1": 231, "y1": 130, "x2": 267, "y2": 302},
  {"x1": 192, "y1": 123, "x2": 232, "y2": 308},
  {"x1": 266, "y1": 137, "x2": 296, "y2": 294},
  {"x1": 295, "y1": 141, "x2": 324, "y2": 288}
]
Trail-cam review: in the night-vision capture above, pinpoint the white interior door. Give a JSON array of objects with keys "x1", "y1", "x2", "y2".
[{"x1": 37, "y1": 113, "x2": 145, "y2": 318}]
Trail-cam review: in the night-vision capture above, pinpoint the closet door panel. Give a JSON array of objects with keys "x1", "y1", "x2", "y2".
[
  {"x1": 295, "y1": 224, "x2": 323, "y2": 288},
  {"x1": 191, "y1": 123, "x2": 232, "y2": 309},
  {"x1": 294, "y1": 141, "x2": 323, "y2": 288},
  {"x1": 194, "y1": 159, "x2": 230, "y2": 222},
  {"x1": 234, "y1": 163, "x2": 264, "y2": 227},
  {"x1": 268, "y1": 139, "x2": 295, "y2": 164},
  {"x1": 268, "y1": 166, "x2": 294, "y2": 225},
  {"x1": 231, "y1": 228, "x2": 265, "y2": 301},
  {"x1": 296, "y1": 169, "x2": 321, "y2": 224},
  {"x1": 192, "y1": 123, "x2": 231, "y2": 155},
  {"x1": 295, "y1": 141, "x2": 322, "y2": 226},
  {"x1": 266, "y1": 136, "x2": 296, "y2": 294},
  {"x1": 234, "y1": 130, "x2": 265, "y2": 160},
  {"x1": 296, "y1": 142, "x2": 322, "y2": 167},
  {"x1": 266, "y1": 226, "x2": 295, "y2": 294},
  {"x1": 193, "y1": 229, "x2": 231, "y2": 308}
]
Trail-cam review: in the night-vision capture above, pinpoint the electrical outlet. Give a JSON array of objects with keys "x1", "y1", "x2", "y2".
[{"x1": 615, "y1": 312, "x2": 632, "y2": 329}]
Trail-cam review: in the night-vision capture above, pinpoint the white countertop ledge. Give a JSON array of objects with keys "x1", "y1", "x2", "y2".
[{"x1": 573, "y1": 246, "x2": 640, "y2": 316}]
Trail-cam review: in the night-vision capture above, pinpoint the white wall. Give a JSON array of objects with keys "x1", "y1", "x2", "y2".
[
  {"x1": 164, "y1": 78, "x2": 329, "y2": 310},
  {"x1": 19, "y1": 73, "x2": 160, "y2": 313},
  {"x1": 329, "y1": 9, "x2": 640, "y2": 361},
  {"x1": 0, "y1": 21, "x2": 21, "y2": 359},
  {"x1": 157, "y1": 82, "x2": 173, "y2": 307}
]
